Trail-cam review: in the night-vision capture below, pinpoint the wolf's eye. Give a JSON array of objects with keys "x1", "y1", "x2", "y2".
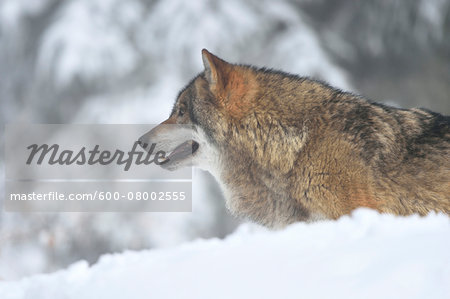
[{"x1": 178, "y1": 107, "x2": 186, "y2": 117}]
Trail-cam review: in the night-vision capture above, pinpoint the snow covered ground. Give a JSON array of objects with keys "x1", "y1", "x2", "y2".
[
  {"x1": 1, "y1": 209, "x2": 449, "y2": 299},
  {"x1": 1, "y1": 0, "x2": 449, "y2": 283}
]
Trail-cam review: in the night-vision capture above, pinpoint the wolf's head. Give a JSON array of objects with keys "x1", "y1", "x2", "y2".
[
  {"x1": 140, "y1": 49, "x2": 306, "y2": 176},
  {"x1": 139, "y1": 49, "x2": 261, "y2": 173},
  {"x1": 139, "y1": 50, "x2": 316, "y2": 226}
]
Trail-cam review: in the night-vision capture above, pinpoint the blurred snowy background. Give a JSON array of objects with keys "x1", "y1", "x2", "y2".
[{"x1": 0, "y1": 0, "x2": 449, "y2": 280}]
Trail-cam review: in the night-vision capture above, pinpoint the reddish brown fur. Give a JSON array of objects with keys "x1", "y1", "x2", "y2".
[{"x1": 202, "y1": 50, "x2": 257, "y2": 119}]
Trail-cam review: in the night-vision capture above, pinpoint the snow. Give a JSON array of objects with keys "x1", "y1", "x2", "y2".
[
  {"x1": 35, "y1": 0, "x2": 351, "y2": 91},
  {"x1": 0, "y1": 0, "x2": 51, "y2": 29},
  {"x1": 1, "y1": 209, "x2": 449, "y2": 299},
  {"x1": 37, "y1": 0, "x2": 141, "y2": 86},
  {"x1": 1, "y1": 0, "x2": 449, "y2": 283}
]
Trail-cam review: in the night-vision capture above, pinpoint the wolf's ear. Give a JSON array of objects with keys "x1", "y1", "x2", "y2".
[
  {"x1": 201, "y1": 49, "x2": 256, "y2": 118},
  {"x1": 201, "y1": 49, "x2": 230, "y2": 89}
]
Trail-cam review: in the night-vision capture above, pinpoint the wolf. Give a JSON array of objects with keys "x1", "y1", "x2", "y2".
[{"x1": 139, "y1": 49, "x2": 450, "y2": 228}]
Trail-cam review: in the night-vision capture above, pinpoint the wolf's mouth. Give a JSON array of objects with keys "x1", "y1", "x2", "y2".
[{"x1": 160, "y1": 140, "x2": 199, "y2": 168}]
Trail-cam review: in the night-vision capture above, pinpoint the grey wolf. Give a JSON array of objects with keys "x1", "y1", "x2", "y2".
[{"x1": 139, "y1": 49, "x2": 450, "y2": 228}]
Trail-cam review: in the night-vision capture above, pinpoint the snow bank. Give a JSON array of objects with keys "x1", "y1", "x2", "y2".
[{"x1": 1, "y1": 209, "x2": 449, "y2": 299}]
